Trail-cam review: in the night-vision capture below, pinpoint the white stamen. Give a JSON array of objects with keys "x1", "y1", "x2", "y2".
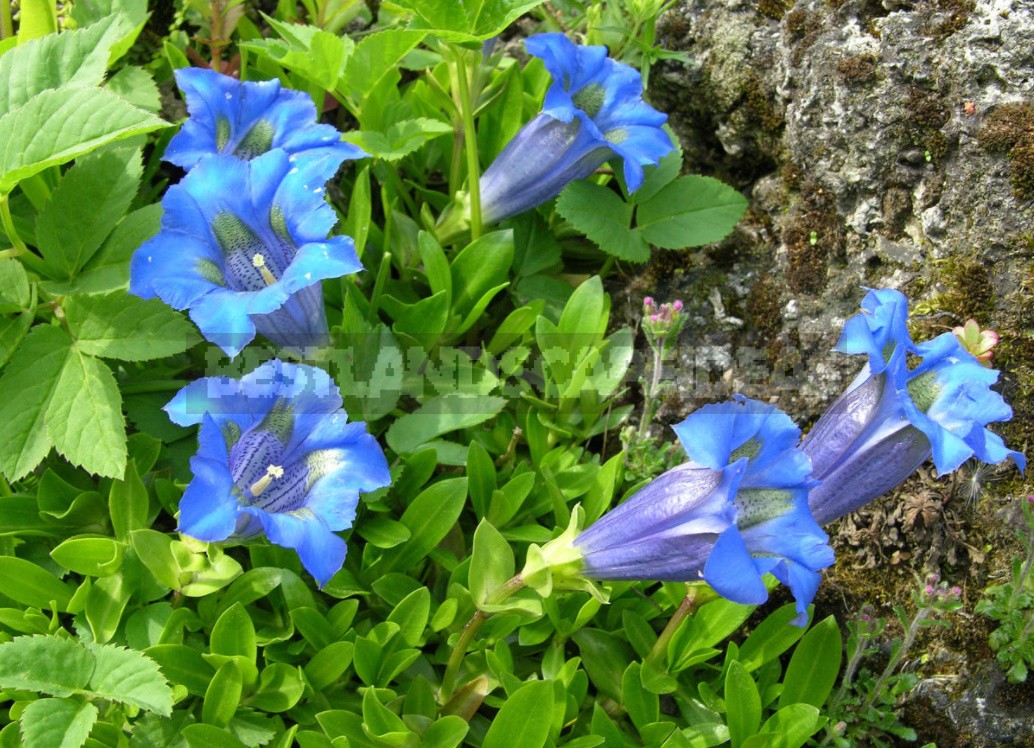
[{"x1": 250, "y1": 464, "x2": 284, "y2": 497}]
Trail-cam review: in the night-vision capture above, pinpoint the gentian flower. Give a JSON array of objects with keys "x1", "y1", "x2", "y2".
[
  {"x1": 479, "y1": 33, "x2": 673, "y2": 224},
  {"x1": 131, "y1": 149, "x2": 362, "y2": 357},
  {"x1": 164, "y1": 68, "x2": 366, "y2": 170},
  {"x1": 802, "y1": 288, "x2": 1025, "y2": 525},
  {"x1": 165, "y1": 360, "x2": 390, "y2": 586},
  {"x1": 571, "y1": 396, "x2": 834, "y2": 625}
]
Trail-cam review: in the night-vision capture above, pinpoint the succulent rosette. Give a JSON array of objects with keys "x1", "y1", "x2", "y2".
[{"x1": 165, "y1": 360, "x2": 390, "y2": 586}]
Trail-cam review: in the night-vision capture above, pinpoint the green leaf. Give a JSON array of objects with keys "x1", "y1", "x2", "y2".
[
  {"x1": 557, "y1": 181, "x2": 648, "y2": 262},
  {"x1": 303, "y1": 641, "x2": 353, "y2": 690},
  {"x1": 0, "y1": 636, "x2": 93, "y2": 695},
  {"x1": 64, "y1": 292, "x2": 196, "y2": 360},
  {"x1": 482, "y1": 680, "x2": 554, "y2": 748},
  {"x1": 466, "y1": 440, "x2": 496, "y2": 518},
  {"x1": 16, "y1": 0, "x2": 57, "y2": 42},
  {"x1": 0, "y1": 86, "x2": 168, "y2": 193},
  {"x1": 129, "y1": 530, "x2": 181, "y2": 590},
  {"x1": 0, "y1": 259, "x2": 30, "y2": 310},
  {"x1": 0, "y1": 557, "x2": 75, "y2": 611},
  {"x1": 375, "y1": 478, "x2": 468, "y2": 576},
  {"x1": 46, "y1": 343, "x2": 126, "y2": 478},
  {"x1": 449, "y1": 229, "x2": 513, "y2": 323},
  {"x1": 622, "y1": 663, "x2": 659, "y2": 732},
  {"x1": 106, "y1": 65, "x2": 161, "y2": 113},
  {"x1": 109, "y1": 459, "x2": 149, "y2": 541},
  {"x1": 469, "y1": 519, "x2": 514, "y2": 609},
  {"x1": 740, "y1": 704, "x2": 824, "y2": 748},
  {"x1": 181, "y1": 723, "x2": 248, "y2": 748},
  {"x1": 210, "y1": 602, "x2": 258, "y2": 663},
  {"x1": 737, "y1": 603, "x2": 810, "y2": 672},
  {"x1": 342, "y1": 117, "x2": 451, "y2": 161},
  {"x1": 778, "y1": 615, "x2": 842, "y2": 708},
  {"x1": 387, "y1": 587, "x2": 430, "y2": 646},
  {"x1": 70, "y1": 1, "x2": 148, "y2": 66},
  {"x1": 247, "y1": 663, "x2": 304, "y2": 713},
  {"x1": 34, "y1": 146, "x2": 142, "y2": 279},
  {"x1": 341, "y1": 29, "x2": 426, "y2": 103},
  {"x1": 393, "y1": 0, "x2": 546, "y2": 40},
  {"x1": 385, "y1": 394, "x2": 506, "y2": 454},
  {"x1": 725, "y1": 660, "x2": 761, "y2": 748},
  {"x1": 145, "y1": 644, "x2": 214, "y2": 697},
  {"x1": 87, "y1": 643, "x2": 174, "y2": 715},
  {"x1": 85, "y1": 572, "x2": 130, "y2": 643},
  {"x1": 0, "y1": 325, "x2": 72, "y2": 481},
  {"x1": 242, "y1": 20, "x2": 352, "y2": 94},
  {"x1": 19, "y1": 698, "x2": 98, "y2": 748},
  {"x1": 203, "y1": 661, "x2": 243, "y2": 728},
  {"x1": 50, "y1": 536, "x2": 124, "y2": 577},
  {"x1": 636, "y1": 175, "x2": 748, "y2": 249}
]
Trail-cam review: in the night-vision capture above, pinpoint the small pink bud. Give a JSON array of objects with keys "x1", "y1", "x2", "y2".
[
  {"x1": 673, "y1": 299, "x2": 684, "y2": 311},
  {"x1": 925, "y1": 584, "x2": 935, "y2": 596},
  {"x1": 951, "y1": 586, "x2": 961, "y2": 597},
  {"x1": 643, "y1": 296, "x2": 654, "y2": 308},
  {"x1": 649, "y1": 314, "x2": 661, "y2": 323}
]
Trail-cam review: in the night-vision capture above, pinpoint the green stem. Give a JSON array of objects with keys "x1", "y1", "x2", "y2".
[
  {"x1": 646, "y1": 585, "x2": 698, "y2": 666},
  {"x1": 450, "y1": 48, "x2": 482, "y2": 240},
  {"x1": 0, "y1": 0, "x2": 12, "y2": 40},
  {"x1": 636, "y1": 341, "x2": 664, "y2": 440},
  {"x1": 440, "y1": 575, "x2": 526, "y2": 699},
  {"x1": 861, "y1": 607, "x2": 928, "y2": 714},
  {"x1": 0, "y1": 193, "x2": 27, "y2": 258}
]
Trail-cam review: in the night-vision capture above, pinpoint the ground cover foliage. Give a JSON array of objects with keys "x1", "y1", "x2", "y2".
[{"x1": 0, "y1": 1, "x2": 1028, "y2": 747}]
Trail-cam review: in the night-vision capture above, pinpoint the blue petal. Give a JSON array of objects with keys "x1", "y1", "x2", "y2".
[
  {"x1": 835, "y1": 287, "x2": 913, "y2": 374},
  {"x1": 130, "y1": 233, "x2": 220, "y2": 309},
  {"x1": 177, "y1": 453, "x2": 239, "y2": 542},
  {"x1": 279, "y1": 236, "x2": 362, "y2": 294},
  {"x1": 703, "y1": 528, "x2": 769, "y2": 605},
  {"x1": 254, "y1": 508, "x2": 347, "y2": 586},
  {"x1": 769, "y1": 561, "x2": 821, "y2": 626},
  {"x1": 165, "y1": 68, "x2": 364, "y2": 170},
  {"x1": 288, "y1": 417, "x2": 391, "y2": 493}
]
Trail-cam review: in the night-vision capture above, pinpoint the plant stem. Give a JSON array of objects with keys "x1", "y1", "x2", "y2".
[
  {"x1": 440, "y1": 574, "x2": 526, "y2": 699},
  {"x1": 861, "y1": 607, "x2": 928, "y2": 714},
  {"x1": 0, "y1": 193, "x2": 28, "y2": 258},
  {"x1": 636, "y1": 341, "x2": 664, "y2": 440},
  {"x1": 0, "y1": 0, "x2": 12, "y2": 40},
  {"x1": 450, "y1": 48, "x2": 482, "y2": 240},
  {"x1": 646, "y1": 584, "x2": 698, "y2": 666}
]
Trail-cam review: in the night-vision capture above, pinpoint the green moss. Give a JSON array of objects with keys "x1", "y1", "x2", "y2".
[
  {"x1": 758, "y1": 0, "x2": 794, "y2": 21},
  {"x1": 742, "y1": 72, "x2": 785, "y2": 136},
  {"x1": 980, "y1": 103, "x2": 1034, "y2": 200},
  {"x1": 900, "y1": 87, "x2": 952, "y2": 162},
  {"x1": 781, "y1": 179, "x2": 844, "y2": 293},
  {"x1": 991, "y1": 262, "x2": 1034, "y2": 458},
  {"x1": 928, "y1": 0, "x2": 975, "y2": 38},
  {"x1": 835, "y1": 54, "x2": 878, "y2": 86}
]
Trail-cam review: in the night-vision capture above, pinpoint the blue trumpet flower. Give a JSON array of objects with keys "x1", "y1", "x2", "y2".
[
  {"x1": 574, "y1": 396, "x2": 833, "y2": 625},
  {"x1": 164, "y1": 68, "x2": 366, "y2": 170},
  {"x1": 130, "y1": 149, "x2": 362, "y2": 357},
  {"x1": 479, "y1": 33, "x2": 673, "y2": 224},
  {"x1": 803, "y1": 288, "x2": 1025, "y2": 525},
  {"x1": 165, "y1": 360, "x2": 390, "y2": 586}
]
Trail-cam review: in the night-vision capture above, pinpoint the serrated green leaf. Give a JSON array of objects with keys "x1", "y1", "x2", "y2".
[
  {"x1": 19, "y1": 698, "x2": 98, "y2": 748},
  {"x1": 35, "y1": 146, "x2": 142, "y2": 279},
  {"x1": 106, "y1": 66, "x2": 161, "y2": 113},
  {"x1": 70, "y1": 1, "x2": 148, "y2": 66},
  {"x1": 386, "y1": 394, "x2": 506, "y2": 454},
  {"x1": 87, "y1": 642, "x2": 173, "y2": 715},
  {"x1": 242, "y1": 19, "x2": 352, "y2": 94},
  {"x1": 46, "y1": 344, "x2": 126, "y2": 478},
  {"x1": 0, "y1": 86, "x2": 168, "y2": 193},
  {"x1": 64, "y1": 292, "x2": 195, "y2": 360},
  {"x1": 393, "y1": 0, "x2": 546, "y2": 40},
  {"x1": 557, "y1": 181, "x2": 648, "y2": 262},
  {"x1": 341, "y1": 29, "x2": 426, "y2": 103},
  {"x1": 0, "y1": 259, "x2": 30, "y2": 310},
  {"x1": 636, "y1": 175, "x2": 748, "y2": 249},
  {"x1": 0, "y1": 636, "x2": 93, "y2": 695},
  {"x1": 342, "y1": 117, "x2": 451, "y2": 161},
  {"x1": 0, "y1": 325, "x2": 72, "y2": 481}
]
